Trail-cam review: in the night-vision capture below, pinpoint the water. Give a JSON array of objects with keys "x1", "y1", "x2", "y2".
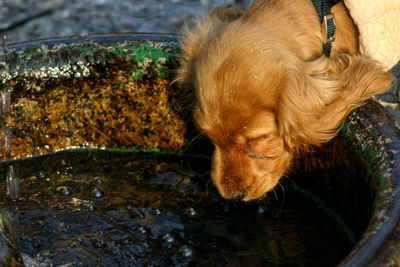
[
  {"x1": 0, "y1": 150, "x2": 352, "y2": 266},
  {"x1": 0, "y1": 90, "x2": 12, "y2": 154},
  {"x1": 5, "y1": 165, "x2": 19, "y2": 200},
  {"x1": 0, "y1": 90, "x2": 11, "y2": 116}
]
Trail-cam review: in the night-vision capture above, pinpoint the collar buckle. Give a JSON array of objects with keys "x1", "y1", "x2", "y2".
[{"x1": 324, "y1": 13, "x2": 336, "y2": 43}]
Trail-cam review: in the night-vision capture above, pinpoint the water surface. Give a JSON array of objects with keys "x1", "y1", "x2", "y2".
[{"x1": 0, "y1": 150, "x2": 352, "y2": 266}]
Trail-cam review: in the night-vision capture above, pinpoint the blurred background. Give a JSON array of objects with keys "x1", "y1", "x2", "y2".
[{"x1": 0, "y1": 0, "x2": 252, "y2": 44}]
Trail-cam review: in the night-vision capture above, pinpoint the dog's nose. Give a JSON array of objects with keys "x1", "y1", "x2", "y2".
[{"x1": 230, "y1": 191, "x2": 246, "y2": 201}]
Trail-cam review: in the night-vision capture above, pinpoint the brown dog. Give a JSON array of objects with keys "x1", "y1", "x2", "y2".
[{"x1": 176, "y1": 0, "x2": 393, "y2": 201}]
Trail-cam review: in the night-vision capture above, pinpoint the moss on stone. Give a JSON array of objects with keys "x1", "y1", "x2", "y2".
[{"x1": 1, "y1": 59, "x2": 186, "y2": 159}]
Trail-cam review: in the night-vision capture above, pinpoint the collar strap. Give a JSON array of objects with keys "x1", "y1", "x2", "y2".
[{"x1": 311, "y1": 0, "x2": 342, "y2": 57}]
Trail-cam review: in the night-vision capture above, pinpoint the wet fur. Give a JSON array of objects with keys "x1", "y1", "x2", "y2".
[{"x1": 176, "y1": 0, "x2": 393, "y2": 201}]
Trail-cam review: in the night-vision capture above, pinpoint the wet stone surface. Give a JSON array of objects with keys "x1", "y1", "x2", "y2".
[{"x1": 0, "y1": 150, "x2": 352, "y2": 266}]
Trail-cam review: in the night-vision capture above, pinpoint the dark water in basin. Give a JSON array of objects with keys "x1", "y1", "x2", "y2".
[{"x1": 0, "y1": 150, "x2": 352, "y2": 266}]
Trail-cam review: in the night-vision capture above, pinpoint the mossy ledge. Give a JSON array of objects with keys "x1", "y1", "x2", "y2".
[{"x1": 0, "y1": 35, "x2": 188, "y2": 159}]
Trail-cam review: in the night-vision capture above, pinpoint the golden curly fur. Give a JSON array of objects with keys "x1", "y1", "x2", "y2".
[{"x1": 176, "y1": 0, "x2": 393, "y2": 201}]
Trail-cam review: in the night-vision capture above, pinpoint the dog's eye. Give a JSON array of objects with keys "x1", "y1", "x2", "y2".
[
  {"x1": 246, "y1": 144, "x2": 276, "y2": 159},
  {"x1": 245, "y1": 136, "x2": 279, "y2": 159}
]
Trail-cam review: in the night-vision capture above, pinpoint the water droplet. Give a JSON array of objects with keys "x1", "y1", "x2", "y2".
[
  {"x1": 184, "y1": 207, "x2": 199, "y2": 218},
  {"x1": 0, "y1": 90, "x2": 11, "y2": 115},
  {"x1": 60, "y1": 159, "x2": 67, "y2": 166},
  {"x1": 91, "y1": 188, "x2": 104, "y2": 199},
  {"x1": 161, "y1": 233, "x2": 174, "y2": 243},
  {"x1": 83, "y1": 203, "x2": 94, "y2": 211},
  {"x1": 130, "y1": 207, "x2": 144, "y2": 218},
  {"x1": 135, "y1": 226, "x2": 146, "y2": 234},
  {"x1": 80, "y1": 201, "x2": 94, "y2": 211},
  {"x1": 38, "y1": 171, "x2": 46, "y2": 179},
  {"x1": 58, "y1": 187, "x2": 71, "y2": 196},
  {"x1": 6, "y1": 165, "x2": 20, "y2": 200},
  {"x1": 95, "y1": 178, "x2": 104, "y2": 185},
  {"x1": 258, "y1": 205, "x2": 265, "y2": 214},
  {"x1": 179, "y1": 245, "x2": 193, "y2": 257},
  {"x1": 154, "y1": 208, "x2": 161, "y2": 215},
  {"x1": 57, "y1": 222, "x2": 69, "y2": 232},
  {"x1": 93, "y1": 239, "x2": 105, "y2": 249}
]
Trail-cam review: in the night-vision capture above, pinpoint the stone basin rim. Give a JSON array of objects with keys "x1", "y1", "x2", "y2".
[
  {"x1": 3, "y1": 32, "x2": 179, "y2": 51},
  {"x1": 338, "y1": 100, "x2": 400, "y2": 266}
]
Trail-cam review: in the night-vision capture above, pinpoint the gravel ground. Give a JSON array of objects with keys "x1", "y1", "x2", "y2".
[{"x1": 0, "y1": 0, "x2": 251, "y2": 44}]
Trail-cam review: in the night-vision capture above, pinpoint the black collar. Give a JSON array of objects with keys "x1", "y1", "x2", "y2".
[{"x1": 311, "y1": 0, "x2": 342, "y2": 57}]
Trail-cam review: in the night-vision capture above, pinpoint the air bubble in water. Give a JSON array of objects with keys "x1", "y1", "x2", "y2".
[
  {"x1": 80, "y1": 201, "x2": 94, "y2": 211},
  {"x1": 95, "y1": 178, "x2": 104, "y2": 185},
  {"x1": 38, "y1": 171, "x2": 46, "y2": 179},
  {"x1": 58, "y1": 187, "x2": 71, "y2": 196},
  {"x1": 91, "y1": 187, "x2": 104, "y2": 199},
  {"x1": 135, "y1": 226, "x2": 146, "y2": 234},
  {"x1": 184, "y1": 207, "x2": 199, "y2": 218},
  {"x1": 161, "y1": 233, "x2": 174, "y2": 243},
  {"x1": 179, "y1": 245, "x2": 193, "y2": 257},
  {"x1": 154, "y1": 208, "x2": 161, "y2": 215},
  {"x1": 6, "y1": 165, "x2": 20, "y2": 200}
]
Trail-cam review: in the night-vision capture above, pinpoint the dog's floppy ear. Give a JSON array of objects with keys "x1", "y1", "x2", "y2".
[{"x1": 278, "y1": 54, "x2": 393, "y2": 151}]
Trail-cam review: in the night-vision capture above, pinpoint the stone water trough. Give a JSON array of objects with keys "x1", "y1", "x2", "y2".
[{"x1": 0, "y1": 34, "x2": 399, "y2": 266}]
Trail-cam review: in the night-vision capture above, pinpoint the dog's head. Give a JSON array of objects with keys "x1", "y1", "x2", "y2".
[
  {"x1": 195, "y1": 106, "x2": 293, "y2": 201},
  {"x1": 191, "y1": 33, "x2": 295, "y2": 201},
  {"x1": 177, "y1": 11, "x2": 393, "y2": 201}
]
